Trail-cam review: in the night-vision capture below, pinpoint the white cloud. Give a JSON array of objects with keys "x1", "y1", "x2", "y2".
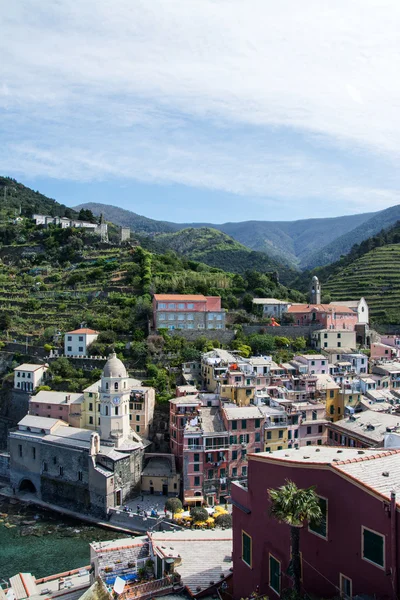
[{"x1": 2, "y1": 0, "x2": 400, "y2": 217}]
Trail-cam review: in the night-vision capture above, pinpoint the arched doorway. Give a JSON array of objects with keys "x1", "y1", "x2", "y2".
[{"x1": 19, "y1": 479, "x2": 37, "y2": 494}]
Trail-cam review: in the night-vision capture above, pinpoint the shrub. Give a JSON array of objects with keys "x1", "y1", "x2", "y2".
[
  {"x1": 165, "y1": 497, "x2": 183, "y2": 515},
  {"x1": 214, "y1": 513, "x2": 232, "y2": 528},
  {"x1": 190, "y1": 507, "x2": 209, "y2": 523}
]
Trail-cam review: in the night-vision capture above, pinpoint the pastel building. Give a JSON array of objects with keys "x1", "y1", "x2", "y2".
[
  {"x1": 251, "y1": 298, "x2": 292, "y2": 318},
  {"x1": 64, "y1": 327, "x2": 99, "y2": 357},
  {"x1": 287, "y1": 304, "x2": 358, "y2": 330},
  {"x1": 14, "y1": 363, "x2": 48, "y2": 392},
  {"x1": 331, "y1": 297, "x2": 369, "y2": 325},
  {"x1": 232, "y1": 447, "x2": 400, "y2": 600},
  {"x1": 293, "y1": 354, "x2": 329, "y2": 375},
  {"x1": 312, "y1": 328, "x2": 356, "y2": 350},
  {"x1": 371, "y1": 342, "x2": 399, "y2": 361},
  {"x1": 153, "y1": 294, "x2": 225, "y2": 331},
  {"x1": 29, "y1": 390, "x2": 84, "y2": 428}
]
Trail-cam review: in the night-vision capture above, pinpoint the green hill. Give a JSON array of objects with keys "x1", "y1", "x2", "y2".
[
  {"x1": 0, "y1": 177, "x2": 78, "y2": 218},
  {"x1": 140, "y1": 227, "x2": 296, "y2": 283},
  {"x1": 75, "y1": 201, "x2": 377, "y2": 269}
]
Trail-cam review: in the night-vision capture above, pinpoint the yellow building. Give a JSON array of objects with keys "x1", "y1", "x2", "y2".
[
  {"x1": 315, "y1": 374, "x2": 343, "y2": 422},
  {"x1": 219, "y1": 384, "x2": 255, "y2": 406},
  {"x1": 262, "y1": 408, "x2": 289, "y2": 452},
  {"x1": 140, "y1": 453, "x2": 180, "y2": 496}
]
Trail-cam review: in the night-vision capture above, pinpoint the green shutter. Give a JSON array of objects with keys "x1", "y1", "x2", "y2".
[
  {"x1": 269, "y1": 555, "x2": 280, "y2": 593},
  {"x1": 242, "y1": 532, "x2": 251, "y2": 566},
  {"x1": 363, "y1": 528, "x2": 384, "y2": 567}
]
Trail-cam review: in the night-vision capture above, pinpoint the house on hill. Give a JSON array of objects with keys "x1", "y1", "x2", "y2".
[
  {"x1": 287, "y1": 304, "x2": 358, "y2": 330},
  {"x1": 153, "y1": 293, "x2": 225, "y2": 331},
  {"x1": 64, "y1": 327, "x2": 99, "y2": 356}
]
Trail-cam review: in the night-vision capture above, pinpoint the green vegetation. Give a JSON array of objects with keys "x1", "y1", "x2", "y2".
[{"x1": 165, "y1": 497, "x2": 183, "y2": 515}]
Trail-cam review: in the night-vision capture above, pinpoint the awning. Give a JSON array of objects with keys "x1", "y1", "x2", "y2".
[{"x1": 184, "y1": 496, "x2": 204, "y2": 503}]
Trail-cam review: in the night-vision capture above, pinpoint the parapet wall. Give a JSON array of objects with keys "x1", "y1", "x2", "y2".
[{"x1": 242, "y1": 324, "x2": 323, "y2": 339}]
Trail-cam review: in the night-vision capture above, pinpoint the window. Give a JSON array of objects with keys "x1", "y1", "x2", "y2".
[
  {"x1": 78, "y1": 336, "x2": 84, "y2": 342},
  {"x1": 294, "y1": 429, "x2": 299, "y2": 438},
  {"x1": 240, "y1": 434, "x2": 249, "y2": 444},
  {"x1": 67, "y1": 346, "x2": 72, "y2": 352},
  {"x1": 194, "y1": 453, "x2": 200, "y2": 462},
  {"x1": 232, "y1": 450, "x2": 238, "y2": 460},
  {"x1": 278, "y1": 430, "x2": 284, "y2": 439},
  {"x1": 312, "y1": 410, "x2": 317, "y2": 421},
  {"x1": 32, "y1": 447, "x2": 36, "y2": 460},
  {"x1": 78, "y1": 471, "x2": 83, "y2": 481},
  {"x1": 178, "y1": 303, "x2": 185, "y2": 309},
  {"x1": 232, "y1": 420, "x2": 237, "y2": 430},
  {"x1": 242, "y1": 420, "x2": 247, "y2": 429},
  {"x1": 318, "y1": 425, "x2": 323, "y2": 433},
  {"x1": 158, "y1": 302, "x2": 166, "y2": 309},
  {"x1": 265, "y1": 447, "x2": 271, "y2": 452},
  {"x1": 255, "y1": 432, "x2": 260, "y2": 442},
  {"x1": 136, "y1": 425, "x2": 140, "y2": 432},
  {"x1": 338, "y1": 342, "x2": 341, "y2": 348},
  {"x1": 362, "y1": 527, "x2": 385, "y2": 568},
  {"x1": 105, "y1": 405, "x2": 109, "y2": 416},
  {"x1": 89, "y1": 416, "x2": 93, "y2": 424},
  {"x1": 337, "y1": 333, "x2": 341, "y2": 339},
  {"x1": 53, "y1": 456, "x2": 57, "y2": 465},
  {"x1": 242, "y1": 531, "x2": 252, "y2": 567},
  {"x1": 194, "y1": 464, "x2": 200, "y2": 472},
  {"x1": 268, "y1": 555, "x2": 281, "y2": 595},
  {"x1": 307, "y1": 426, "x2": 312, "y2": 435},
  {"x1": 208, "y1": 469, "x2": 214, "y2": 479},
  {"x1": 43, "y1": 462, "x2": 48, "y2": 472},
  {"x1": 59, "y1": 466, "x2": 64, "y2": 477},
  {"x1": 241, "y1": 449, "x2": 247, "y2": 459},
  {"x1": 89, "y1": 403, "x2": 93, "y2": 411},
  {"x1": 18, "y1": 444, "x2": 22, "y2": 458},
  {"x1": 67, "y1": 336, "x2": 72, "y2": 341},
  {"x1": 136, "y1": 415, "x2": 140, "y2": 422},
  {"x1": 168, "y1": 303, "x2": 176, "y2": 309},
  {"x1": 230, "y1": 435, "x2": 237, "y2": 444},
  {"x1": 338, "y1": 575, "x2": 352, "y2": 599},
  {"x1": 168, "y1": 314, "x2": 175, "y2": 320},
  {"x1": 79, "y1": 346, "x2": 84, "y2": 352},
  {"x1": 178, "y1": 314, "x2": 185, "y2": 321},
  {"x1": 309, "y1": 497, "x2": 327, "y2": 539},
  {"x1": 194, "y1": 476, "x2": 200, "y2": 486},
  {"x1": 241, "y1": 466, "x2": 247, "y2": 476},
  {"x1": 232, "y1": 467, "x2": 237, "y2": 477},
  {"x1": 187, "y1": 303, "x2": 194, "y2": 309}
]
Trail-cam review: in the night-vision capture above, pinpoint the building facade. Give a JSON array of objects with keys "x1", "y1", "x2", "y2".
[
  {"x1": 153, "y1": 294, "x2": 225, "y2": 331},
  {"x1": 64, "y1": 328, "x2": 99, "y2": 357},
  {"x1": 14, "y1": 363, "x2": 48, "y2": 392}
]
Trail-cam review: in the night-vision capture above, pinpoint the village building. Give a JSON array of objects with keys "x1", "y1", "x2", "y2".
[
  {"x1": 329, "y1": 297, "x2": 369, "y2": 324},
  {"x1": 311, "y1": 328, "x2": 356, "y2": 350},
  {"x1": 287, "y1": 303, "x2": 358, "y2": 330},
  {"x1": 371, "y1": 342, "x2": 399, "y2": 361},
  {"x1": 326, "y1": 409, "x2": 400, "y2": 448},
  {"x1": 140, "y1": 453, "x2": 180, "y2": 496},
  {"x1": 29, "y1": 390, "x2": 84, "y2": 428},
  {"x1": 64, "y1": 328, "x2": 99, "y2": 357},
  {"x1": 232, "y1": 447, "x2": 400, "y2": 600},
  {"x1": 372, "y1": 361, "x2": 400, "y2": 389},
  {"x1": 153, "y1": 294, "x2": 225, "y2": 331},
  {"x1": 251, "y1": 298, "x2": 292, "y2": 318},
  {"x1": 14, "y1": 363, "x2": 48, "y2": 392},
  {"x1": 32, "y1": 214, "x2": 108, "y2": 239}
]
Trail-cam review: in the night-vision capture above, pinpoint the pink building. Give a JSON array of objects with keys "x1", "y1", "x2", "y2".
[
  {"x1": 371, "y1": 342, "x2": 399, "y2": 361},
  {"x1": 232, "y1": 447, "x2": 400, "y2": 600},
  {"x1": 29, "y1": 390, "x2": 84, "y2": 428},
  {"x1": 293, "y1": 354, "x2": 329, "y2": 375},
  {"x1": 287, "y1": 304, "x2": 358, "y2": 330},
  {"x1": 153, "y1": 294, "x2": 225, "y2": 331}
]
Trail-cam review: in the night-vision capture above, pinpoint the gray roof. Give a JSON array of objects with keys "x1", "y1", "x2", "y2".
[
  {"x1": 169, "y1": 395, "x2": 200, "y2": 405},
  {"x1": 18, "y1": 415, "x2": 65, "y2": 430},
  {"x1": 43, "y1": 426, "x2": 95, "y2": 449},
  {"x1": 103, "y1": 353, "x2": 127, "y2": 378},
  {"x1": 252, "y1": 298, "x2": 290, "y2": 305},
  {"x1": 199, "y1": 407, "x2": 226, "y2": 433},
  {"x1": 223, "y1": 405, "x2": 263, "y2": 420},
  {"x1": 150, "y1": 530, "x2": 232, "y2": 595},
  {"x1": 142, "y1": 456, "x2": 174, "y2": 477},
  {"x1": 253, "y1": 446, "x2": 395, "y2": 464},
  {"x1": 32, "y1": 390, "x2": 83, "y2": 405},
  {"x1": 14, "y1": 363, "x2": 46, "y2": 372},
  {"x1": 335, "y1": 452, "x2": 400, "y2": 503},
  {"x1": 331, "y1": 410, "x2": 400, "y2": 443}
]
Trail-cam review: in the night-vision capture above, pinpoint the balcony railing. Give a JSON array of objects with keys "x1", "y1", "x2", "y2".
[{"x1": 121, "y1": 576, "x2": 178, "y2": 600}]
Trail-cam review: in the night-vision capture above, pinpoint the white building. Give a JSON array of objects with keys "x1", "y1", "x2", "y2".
[
  {"x1": 14, "y1": 363, "x2": 48, "y2": 392},
  {"x1": 252, "y1": 298, "x2": 292, "y2": 318},
  {"x1": 341, "y1": 352, "x2": 368, "y2": 374},
  {"x1": 64, "y1": 328, "x2": 99, "y2": 356},
  {"x1": 312, "y1": 329, "x2": 356, "y2": 351},
  {"x1": 99, "y1": 353, "x2": 132, "y2": 446}
]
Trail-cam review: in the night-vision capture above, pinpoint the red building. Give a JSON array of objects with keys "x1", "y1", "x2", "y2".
[
  {"x1": 153, "y1": 294, "x2": 225, "y2": 331},
  {"x1": 232, "y1": 447, "x2": 400, "y2": 600},
  {"x1": 287, "y1": 304, "x2": 358, "y2": 330}
]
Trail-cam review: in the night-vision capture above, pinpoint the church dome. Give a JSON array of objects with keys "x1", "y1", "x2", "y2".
[{"x1": 103, "y1": 353, "x2": 127, "y2": 379}]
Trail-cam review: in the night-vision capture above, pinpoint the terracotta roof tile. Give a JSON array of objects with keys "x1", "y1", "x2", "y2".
[{"x1": 66, "y1": 328, "x2": 99, "y2": 334}]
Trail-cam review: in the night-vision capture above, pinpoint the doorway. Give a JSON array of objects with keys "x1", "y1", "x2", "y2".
[
  {"x1": 162, "y1": 484, "x2": 168, "y2": 496},
  {"x1": 150, "y1": 486, "x2": 154, "y2": 494},
  {"x1": 116, "y1": 490, "x2": 121, "y2": 505}
]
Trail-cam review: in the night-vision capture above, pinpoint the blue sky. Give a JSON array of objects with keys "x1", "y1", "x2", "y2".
[{"x1": 2, "y1": 0, "x2": 400, "y2": 223}]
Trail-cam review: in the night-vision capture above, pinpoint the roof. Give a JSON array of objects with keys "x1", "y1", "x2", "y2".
[
  {"x1": 373, "y1": 362, "x2": 400, "y2": 373},
  {"x1": 330, "y1": 300, "x2": 360, "y2": 308},
  {"x1": 103, "y1": 353, "x2": 127, "y2": 379},
  {"x1": 223, "y1": 405, "x2": 263, "y2": 420},
  {"x1": 252, "y1": 298, "x2": 290, "y2": 305},
  {"x1": 287, "y1": 304, "x2": 355, "y2": 314},
  {"x1": 298, "y1": 354, "x2": 327, "y2": 360},
  {"x1": 43, "y1": 426, "x2": 96, "y2": 449},
  {"x1": 31, "y1": 390, "x2": 83, "y2": 405},
  {"x1": 18, "y1": 415, "x2": 65, "y2": 430},
  {"x1": 169, "y1": 395, "x2": 200, "y2": 405},
  {"x1": 199, "y1": 407, "x2": 226, "y2": 433},
  {"x1": 66, "y1": 328, "x2": 99, "y2": 335},
  {"x1": 14, "y1": 364, "x2": 47, "y2": 372},
  {"x1": 150, "y1": 530, "x2": 232, "y2": 596},
  {"x1": 202, "y1": 349, "x2": 239, "y2": 363},
  {"x1": 315, "y1": 374, "x2": 340, "y2": 389},
  {"x1": 154, "y1": 294, "x2": 208, "y2": 301},
  {"x1": 251, "y1": 446, "x2": 397, "y2": 465},
  {"x1": 142, "y1": 456, "x2": 174, "y2": 477},
  {"x1": 330, "y1": 410, "x2": 400, "y2": 443}
]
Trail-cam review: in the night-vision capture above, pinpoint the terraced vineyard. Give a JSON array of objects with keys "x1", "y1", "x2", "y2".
[{"x1": 324, "y1": 244, "x2": 400, "y2": 322}]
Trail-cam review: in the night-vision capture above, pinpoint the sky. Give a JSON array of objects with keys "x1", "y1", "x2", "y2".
[{"x1": 2, "y1": 0, "x2": 400, "y2": 223}]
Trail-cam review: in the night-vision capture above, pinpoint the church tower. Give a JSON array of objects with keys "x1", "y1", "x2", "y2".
[
  {"x1": 99, "y1": 353, "x2": 130, "y2": 447},
  {"x1": 309, "y1": 275, "x2": 321, "y2": 304}
]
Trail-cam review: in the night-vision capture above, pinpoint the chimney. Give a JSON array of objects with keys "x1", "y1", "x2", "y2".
[{"x1": 90, "y1": 433, "x2": 100, "y2": 456}]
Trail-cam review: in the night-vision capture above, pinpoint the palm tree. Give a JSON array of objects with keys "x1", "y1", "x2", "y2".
[{"x1": 268, "y1": 480, "x2": 322, "y2": 596}]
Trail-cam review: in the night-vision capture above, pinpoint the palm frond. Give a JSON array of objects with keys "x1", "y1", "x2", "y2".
[{"x1": 268, "y1": 479, "x2": 322, "y2": 527}]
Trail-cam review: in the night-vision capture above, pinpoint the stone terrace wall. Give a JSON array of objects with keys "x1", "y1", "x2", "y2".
[
  {"x1": 242, "y1": 324, "x2": 323, "y2": 339},
  {"x1": 168, "y1": 330, "x2": 235, "y2": 343},
  {"x1": 0, "y1": 452, "x2": 10, "y2": 481}
]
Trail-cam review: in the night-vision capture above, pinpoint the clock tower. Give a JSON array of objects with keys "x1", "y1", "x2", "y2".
[{"x1": 99, "y1": 353, "x2": 131, "y2": 447}]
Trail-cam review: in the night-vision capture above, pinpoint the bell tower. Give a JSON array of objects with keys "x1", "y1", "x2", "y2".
[
  {"x1": 310, "y1": 275, "x2": 321, "y2": 304},
  {"x1": 99, "y1": 353, "x2": 130, "y2": 447}
]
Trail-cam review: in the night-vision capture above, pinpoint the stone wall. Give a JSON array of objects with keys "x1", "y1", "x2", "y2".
[
  {"x1": 242, "y1": 324, "x2": 323, "y2": 339},
  {"x1": 168, "y1": 329, "x2": 235, "y2": 343},
  {"x1": 0, "y1": 452, "x2": 10, "y2": 481}
]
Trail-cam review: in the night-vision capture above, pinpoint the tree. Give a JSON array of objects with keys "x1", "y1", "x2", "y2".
[
  {"x1": 165, "y1": 497, "x2": 182, "y2": 516},
  {"x1": 268, "y1": 480, "x2": 322, "y2": 595},
  {"x1": 0, "y1": 313, "x2": 11, "y2": 331},
  {"x1": 214, "y1": 513, "x2": 232, "y2": 528},
  {"x1": 190, "y1": 507, "x2": 209, "y2": 523}
]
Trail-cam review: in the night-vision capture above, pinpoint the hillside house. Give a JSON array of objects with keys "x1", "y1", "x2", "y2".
[
  {"x1": 330, "y1": 297, "x2": 369, "y2": 324},
  {"x1": 232, "y1": 447, "x2": 400, "y2": 600},
  {"x1": 251, "y1": 298, "x2": 292, "y2": 318},
  {"x1": 29, "y1": 390, "x2": 84, "y2": 428},
  {"x1": 287, "y1": 304, "x2": 358, "y2": 330},
  {"x1": 371, "y1": 342, "x2": 399, "y2": 361},
  {"x1": 153, "y1": 294, "x2": 225, "y2": 331},
  {"x1": 14, "y1": 363, "x2": 48, "y2": 392},
  {"x1": 326, "y1": 409, "x2": 400, "y2": 448},
  {"x1": 64, "y1": 327, "x2": 99, "y2": 357},
  {"x1": 312, "y1": 328, "x2": 356, "y2": 350}
]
